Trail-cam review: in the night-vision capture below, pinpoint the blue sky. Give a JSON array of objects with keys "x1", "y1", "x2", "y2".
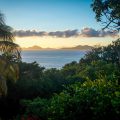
[
  {"x1": 0, "y1": 0, "x2": 101, "y2": 31},
  {"x1": 0, "y1": 0, "x2": 117, "y2": 48}
]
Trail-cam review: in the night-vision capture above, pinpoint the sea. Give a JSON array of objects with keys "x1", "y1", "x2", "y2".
[{"x1": 21, "y1": 50, "x2": 87, "y2": 69}]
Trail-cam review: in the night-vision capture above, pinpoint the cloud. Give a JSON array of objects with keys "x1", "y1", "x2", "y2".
[
  {"x1": 80, "y1": 28, "x2": 99, "y2": 37},
  {"x1": 14, "y1": 29, "x2": 79, "y2": 38},
  {"x1": 14, "y1": 30, "x2": 47, "y2": 37},
  {"x1": 48, "y1": 29, "x2": 78, "y2": 37},
  {"x1": 14, "y1": 28, "x2": 118, "y2": 38},
  {"x1": 80, "y1": 27, "x2": 118, "y2": 37},
  {"x1": 99, "y1": 30, "x2": 118, "y2": 37}
]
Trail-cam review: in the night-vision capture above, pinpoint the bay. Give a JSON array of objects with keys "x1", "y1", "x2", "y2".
[{"x1": 21, "y1": 50, "x2": 87, "y2": 69}]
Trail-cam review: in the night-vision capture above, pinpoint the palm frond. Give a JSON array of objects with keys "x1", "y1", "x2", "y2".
[
  {"x1": 0, "y1": 41, "x2": 21, "y2": 61},
  {"x1": 0, "y1": 57, "x2": 19, "y2": 96},
  {"x1": 0, "y1": 11, "x2": 21, "y2": 96},
  {"x1": 0, "y1": 12, "x2": 5, "y2": 25},
  {"x1": 0, "y1": 24, "x2": 14, "y2": 42}
]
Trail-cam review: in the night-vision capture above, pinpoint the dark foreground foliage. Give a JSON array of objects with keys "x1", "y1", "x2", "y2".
[
  {"x1": 21, "y1": 80, "x2": 120, "y2": 120},
  {"x1": 0, "y1": 39, "x2": 120, "y2": 120}
]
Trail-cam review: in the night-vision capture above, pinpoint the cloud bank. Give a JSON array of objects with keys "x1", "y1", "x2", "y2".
[
  {"x1": 80, "y1": 28, "x2": 118, "y2": 37},
  {"x1": 14, "y1": 28, "x2": 118, "y2": 38}
]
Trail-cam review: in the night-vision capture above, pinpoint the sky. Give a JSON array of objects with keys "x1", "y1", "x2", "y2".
[{"x1": 0, "y1": 0, "x2": 118, "y2": 48}]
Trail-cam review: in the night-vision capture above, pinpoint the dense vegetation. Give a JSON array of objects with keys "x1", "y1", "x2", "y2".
[
  {"x1": 0, "y1": 39, "x2": 119, "y2": 120},
  {"x1": 0, "y1": 0, "x2": 120, "y2": 119}
]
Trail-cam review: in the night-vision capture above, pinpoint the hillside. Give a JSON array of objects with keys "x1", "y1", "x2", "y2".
[
  {"x1": 22, "y1": 45, "x2": 42, "y2": 50},
  {"x1": 61, "y1": 45, "x2": 93, "y2": 50},
  {"x1": 22, "y1": 45, "x2": 93, "y2": 50}
]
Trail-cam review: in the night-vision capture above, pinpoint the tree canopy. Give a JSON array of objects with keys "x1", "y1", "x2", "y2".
[{"x1": 91, "y1": 0, "x2": 120, "y2": 31}]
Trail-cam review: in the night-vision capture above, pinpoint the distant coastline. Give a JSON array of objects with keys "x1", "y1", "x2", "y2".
[{"x1": 22, "y1": 45, "x2": 93, "y2": 51}]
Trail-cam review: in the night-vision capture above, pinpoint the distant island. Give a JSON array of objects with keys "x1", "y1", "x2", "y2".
[
  {"x1": 22, "y1": 45, "x2": 93, "y2": 51},
  {"x1": 22, "y1": 46, "x2": 54, "y2": 51},
  {"x1": 61, "y1": 45, "x2": 93, "y2": 50}
]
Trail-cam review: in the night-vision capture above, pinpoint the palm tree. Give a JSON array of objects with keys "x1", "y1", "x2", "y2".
[
  {"x1": 0, "y1": 12, "x2": 21, "y2": 60},
  {"x1": 0, "y1": 11, "x2": 21, "y2": 96}
]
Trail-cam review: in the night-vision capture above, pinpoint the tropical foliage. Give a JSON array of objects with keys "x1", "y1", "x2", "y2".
[
  {"x1": 0, "y1": 39, "x2": 119, "y2": 120},
  {"x1": 21, "y1": 80, "x2": 120, "y2": 120},
  {"x1": 19, "y1": 39, "x2": 120, "y2": 120},
  {"x1": 0, "y1": 0, "x2": 120, "y2": 119},
  {"x1": 0, "y1": 12, "x2": 20, "y2": 96}
]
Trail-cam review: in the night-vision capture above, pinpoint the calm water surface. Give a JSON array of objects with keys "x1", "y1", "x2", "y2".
[{"x1": 21, "y1": 50, "x2": 87, "y2": 68}]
